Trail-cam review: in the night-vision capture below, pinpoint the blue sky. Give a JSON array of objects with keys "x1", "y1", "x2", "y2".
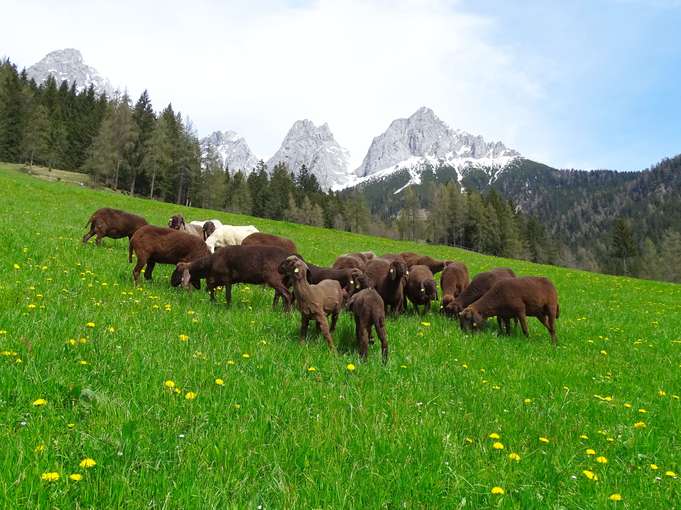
[{"x1": 2, "y1": 0, "x2": 680, "y2": 171}]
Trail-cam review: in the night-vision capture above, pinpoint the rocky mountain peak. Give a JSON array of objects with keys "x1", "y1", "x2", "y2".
[
  {"x1": 26, "y1": 48, "x2": 114, "y2": 96},
  {"x1": 200, "y1": 130, "x2": 259, "y2": 174}
]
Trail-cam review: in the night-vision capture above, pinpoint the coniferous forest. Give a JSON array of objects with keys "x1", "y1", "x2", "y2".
[{"x1": 1, "y1": 57, "x2": 679, "y2": 283}]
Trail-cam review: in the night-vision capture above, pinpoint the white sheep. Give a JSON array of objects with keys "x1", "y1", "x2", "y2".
[{"x1": 205, "y1": 225, "x2": 259, "y2": 253}]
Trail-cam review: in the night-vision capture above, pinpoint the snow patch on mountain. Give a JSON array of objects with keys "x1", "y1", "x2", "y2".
[
  {"x1": 266, "y1": 120, "x2": 352, "y2": 190},
  {"x1": 27, "y1": 49, "x2": 114, "y2": 96},
  {"x1": 200, "y1": 130, "x2": 259, "y2": 174}
]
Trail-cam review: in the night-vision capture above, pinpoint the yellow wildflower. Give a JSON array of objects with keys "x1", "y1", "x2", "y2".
[
  {"x1": 420, "y1": 322, "x2": 431, "y2": 327},
  {"x1": 215, "y1": 378, "x2": 224, "y2": 386},
  {"x1": 79, "y1": 458, "x2": 96, "y2": 469},
  {"x1": 68, "y1": 473, "x2": 83, "y2": 481},
  {"x1": 539, "y1": 437, "x2": 550, "y2": 444},
  {"x1": 658, "y1": 389, "x2": 666, "y2": 397},
  {"x1": 633, "y1": 421, "x2": 646, "y2": 429},
  {"x1": 488, "y1": 433, "x2": 500, "y2": 439},
  {"x1": 596, "y1": 456, "x2": 608, "y2": 464},
  {"x1": 638, "y1": 408, "x2": 647, "y2": 413},
  {"x1": 492, "y1": 442, "x2": 504, "y2": 450},
  {"x1": 623, "y1": 403, "x2": 632, "y2": 408},
  {"x1": 580, "y1": 434, "x2": 589, "y2": 440},
  {"x1": 179, "y1": 334, "x2": 189, "y2": 342},
  {"x1": 242, "y1": 353, "x2": 251, "y2": 359},
  {"x1": 490, "y1": 486, "x2": 505, "y2": 495},
  {"x1": 307, "y1": 367, "x2": 317, "y2": 372},
  {"x1": 185, "y1": 391, "x2": 197, "y2": 400},
  {"x1": 346, "y1": 363, "x2": 356, "y2": 372},
  {"x1": 34, "y1": 444, "x2": 46, "y2": 454},
  {"x1": 164, "y1": 380, "x2": 175, "y2": 389},
  {"x1": 32, "y1": 398, "x2": 47, "y2": 406},
  {"x1": 586, "y1": 448, "x2": 596, "y2": 455},
  {"x1": 608, "y1": 493, "x2": 622, "y2": 502},
  {"x1": 86, "y1": 322, "x2": 95, "y2": 328},
  {"x1": 666, "y1": 471, "x2": 678, "y2": 478},
  {"x1": 508, "y1": 452, "x2": 520, "y2": 462},
  {"x1": 523, "y1": 398, "x2": 532, "y2": 404},
  {"x1": 582, "y1": 470, "x2": 598, "y2": 481},
  {"x1": 650, "y1": 464, "x2": 658, "y2": 470},
  {"x1": 27, "y1": 304, "x2": 36, "y2": 309},
  {"x1": 40, "y1": 472, "x2": 59, "y2": 482},
  {"x1": 227, "y1": 360, "x2": 235, "y2": 365}
]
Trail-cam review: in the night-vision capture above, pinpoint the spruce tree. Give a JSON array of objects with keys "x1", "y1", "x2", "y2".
[
  {"x1": 129, "y1": 90, "x2": 155, "y2": 195},
  {"x1": 610, "y1": 218, "x2": 637, "y2": 275}
]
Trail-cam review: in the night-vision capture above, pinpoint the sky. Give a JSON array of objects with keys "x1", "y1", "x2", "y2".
[{"x1": 2, "y1": 0, "x2": 680, "y2": 171}]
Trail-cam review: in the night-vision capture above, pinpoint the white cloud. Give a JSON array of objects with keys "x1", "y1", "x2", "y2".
[{"x1": 2, "y1": 0, "x2": 547, "y2": 168}]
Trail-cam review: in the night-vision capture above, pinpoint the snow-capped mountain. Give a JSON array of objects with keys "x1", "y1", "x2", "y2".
[
  {"x1": 354, "y1": 107, "x2": 520, "y2": 180},
  {"x1": 200, "y1": 130, "x2": 259, "y2": 174},
  {"x1": 266, "y1": 120, "x2": 352, "y2": 190},
  {"x1": 26, "y1": 49, "x2": 114, "y2": 96}
]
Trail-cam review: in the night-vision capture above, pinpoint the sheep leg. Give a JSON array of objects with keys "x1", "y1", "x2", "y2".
[
  {"x1": 329, "y1": 311, "x2": 339, "y2": 332},
  {"x1": 132, "y1": 258, "x2": 146, "y2": 286},
  {"x1": 424, "y1": 300, "x2": 431, "y2": 315},
  {"x1": 299, "y1": 316, "x2": 310, "y2": 344},
  {"x1": 517, "y1": 311, "x2": 530, "y2": 337},
  {"x1": 544, "y1": 312, "x2": 558, "y2": 346},
  {"x1": 317, "y1": 315, "x2": 336, "y2": 352},
  {"x1": 358, "y1": 321, "x2": 369, "y2": 360},
  {"x1": 224, "y1": 282, "x2": 232, "y2": 305},
  {"x1": 82, "y1": 227, "x2": 95, "y2": 244},
  {"x1": 144, "y1": 261, "x2": 155, "y2": 281},
  {"x1": 375, "y1": 317, "x2": 388, "y2": 363},
  {"x1": 272, "y1": 291, "x2": 280, "y2": 309}
]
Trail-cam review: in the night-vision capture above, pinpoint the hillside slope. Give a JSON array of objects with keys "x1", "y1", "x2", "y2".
[{"x1": 0, "y1": 166, "x2": 679, "y2": 508}]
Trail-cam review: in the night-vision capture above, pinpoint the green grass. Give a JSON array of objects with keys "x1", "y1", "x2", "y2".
[{"x1": 0, "y1": 165, "x2": 679, "y2": 509}]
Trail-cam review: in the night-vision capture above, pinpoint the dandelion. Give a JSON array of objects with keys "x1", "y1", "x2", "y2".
[
  {"x1": 27, "y1": 304, "x2": 36, "y2": 309},
  {"x1": 0, "y1": 330, "x2": 6, "y2": 335},
  {"x1": 227, "y1": 360, "x2": 235, "y2": 365},
  {"x1": 508, "y1": 452, "x2": 521, "y2": 462},
  {"x1": 582, "y1": 470, "x2": 598, "y2": 481},
  {"x1": 666, "y1": 471, "x2": 678, "y2": 478},
  {"x1": 66, "y1": 338, "x2": 77, "y2": 346},
  {"x1": 658, "y1": 389, "x2": 666, "y2": 397},
  {"x1": 67, "y1": 423, "x2": 75, "y2": 429},
  {"x1": 13, "y1": 264, "x2": 20, "y2": 270},
  {"x1": 650, "y1": 464, "x2": 658, "y2": 470},
  {"x1": 524, "y1": 398, "x2": 533, "y2": 404},
  {"x1": 492, "y1": 442, "x2": 504, "y2": 450},
  {"x1": 600, "y1": 350, "x2": 608, "y2": 356},
  {"x1": 608, "y1": 493, "x2": 622, "y2": 502},
  {"x1": 580, "y1": 434, "x2": 589, "y2": 440},
  {"x1": 586, "y1": 448, "x2": 596, "y2": 455},
  {"x1": 420, "y1": 322, "x2": 431, "y2": 327},
  {"x1": 179, "y1": 334, "x2": 189, "y2": 342},
  {"x1": 32, "y1": 398, "x2": 47, "y2": 406},
  {"x1": 185, "y1": 391, "x2": 197, "y2": 400},
  {"x1": 307, "y1": 367, "x2": 317, "y2": 372},
  {"x1": 233, "y1": 403, "x2": 241, "y2": 409},
  {"x1": 633, "y1": 421, "x2": 646, "y2": 429},
  {"x1": 464, "y1": 437, "x2": 474, "y2": 444},
  {"x1": 490, "y1": 486, "x2": 505, "y2": 495},
  {"x1": 596, "y1": 456, "x2": 608, "y2": 464},
  {"x1": 40, "y1": 472, "x2": 60, "y2": 482},
  {"x1": 638, "y1": 408, "x2": 647, "y2": 413},
  {"x1": 400, "y1": 364, "x2": 408, "y2": 369},
  {"x1": 78, "y1": 360, "x2": 89, "y2": 365},
  {"x1": 623, "y1": 403, "x2": 632, "y2": 408},
  {"x1": 539, "y1": 437, "x2": 550, "y2": 444},
  {"x1": 242, "y1": 353, "x2": 251, "y2": 359},
  {"x1": 346, "y1": 363, "x2": 356, "y2": 372},
  {"x1": 79, "y1": 458, "x2": 96, "y2": 469},
  {"x1": 488, "y1": 433, "x2": 500, "y2": 439},
  {"x1": 215, "y1": 378, "x2": 224, "y2": 386},
  {"x1": 68, "y1": 473, "x2": 83, "y2": 481},
  {"x1": 164, "y1": 380, "x2": 175, "y2": 389},
  {"x1": 107, "y1": 326, "x2": 115, "y2": 333},
  {"x1": 86, "y1": 322, "x2": 95, "y2": 328},
  {"x1": 35, "y1": 444, "x2": 46, "y2": 454}
]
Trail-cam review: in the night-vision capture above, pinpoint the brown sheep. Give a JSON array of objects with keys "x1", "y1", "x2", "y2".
[
  {"x1": 83, "y1": 208, "x2": 148, "y2": 245},
  {"x1": 440, "y1": 262, "x2": 470, "y2": 310},
  {"x1": 444, "y1": 267, "x2": 516, "y2": 317},
  {"x1": 173, "y1": 245, "x2": 293, "y2": 309},
  {"x1": 279, "y1": 256, "x2": 344, "y2": 352},
  {"x1": 365, "y1": 257, "x2": 408, "y2": 316},
  {"x1": 346, "y1": 288, "x2": 388, "y2": 362},
  {"x1": 128, "y1": 225, "x2": 210, "y2": 285},
  {"x1": 405, "y1": 264, "x2": 438, "y2": 314},
  {"x1": 460, "y1": 276, "x2": 560, "y2": 345},
  {"x1": 241, "y1": 232, "x2": 298, "y2": 254},
  {"x1": 168, "y1": 214, "x2": 204, "y2": 238},
  {"x1": 332, "y1": 252, "x2": 375, "y2": 271},
  {"x1": 399, "y1": 252, "x2": 450, "y2": 274}
]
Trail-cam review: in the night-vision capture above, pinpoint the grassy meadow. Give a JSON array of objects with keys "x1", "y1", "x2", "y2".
[{"x1": 0, "y1": 165, "x2": 679, "y2": 509}]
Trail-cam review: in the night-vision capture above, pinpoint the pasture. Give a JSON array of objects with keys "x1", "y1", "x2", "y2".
[{"x1": 0, "y1": 165, "x2": 679, "y2": 508}]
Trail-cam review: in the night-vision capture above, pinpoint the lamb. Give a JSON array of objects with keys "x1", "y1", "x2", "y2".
[
  {"x1": 128, "y1": 225, "x2": 210, "y2": 285},
  {"x1": 241, "y1": 232, "x2": 298, "y2": 254},
  {"x1": 399, "y1": 252, "x2": 450, "y2": 274},
  {"x1": 405, "y1": 265, "x2": 438, "y2": 314},
  {"x1": 443, "y1": 267, "x2": 516, "y2": 317},
  {"x1": 346, "y1": 288, "x2": 388, "y2": 362},
  {"x1": 365, "y1": 257, "x2": 408, "y2": 315},
  {"x1": 205, "y1": 224, "x2": 259, "y2": 253},
  {"x1": 459, "y1": 276, "x2": 560, "y2": 345},
  {"x1": 168, "y1": 214, "x2": 204, "y2": 238},
  {"x1": 440, "y1": 262, "x2": 470, "y2": 310},
  {"x1": 83, "y1": 208, "x2": 148, "y2": 245},
  {"x1": 173, "y1": 245, "x2": 293, "y2": 309},
  {"x1": 332, "y1": 252, "x2": 375, "y2": 271},
  {"x1": 279, "y1": 256, "x2": 344, "y2": 352}
]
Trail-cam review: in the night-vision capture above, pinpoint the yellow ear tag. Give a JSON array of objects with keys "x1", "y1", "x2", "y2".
[{"x1": 294, "y1": 268, "x2": 299, "y2": 273}]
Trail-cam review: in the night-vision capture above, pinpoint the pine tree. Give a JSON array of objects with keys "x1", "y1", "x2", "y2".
[
  {"x1": 21, "y1": 104, "x2": 50, "y2": 167},
  {"x1": 229, "y1": 171, "x2": 252, "y2": 214},
  {"x1": 129, "y1": 90, "x2": 155, "y2": 195},
  {"x1": 269, "y1": 163, "x2": 294, "y2": 219},
  {"x1": 247, "y1": 162, "x2": 271, "y2": 217},
  {"x1": 142, "y1": 114, "x2": 173, "y2": 199},
  {"x1": 657, "y1": 230, "x2": 681, "y2": 282},
  {"x1": 610, "y1": 218, "x2": 637, "y2": 275},
  {"x1": 0, "y1": 64, "x2": 28, "y2": 162}
]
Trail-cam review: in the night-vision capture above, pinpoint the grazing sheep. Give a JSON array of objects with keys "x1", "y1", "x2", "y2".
[
  {"x1": 459, "y1": 276, "x2": 560, "y2": 345},
  {"x1": 400, "y1": 252, "x2": 450, "y2": 274},
  {"x1": 280, "y1": 256, "x2": 344, "y2": 352},
  {"x1": 241, "y1": 232, "x2": 298, "y2": 254},
  {"x1": 346, "y1": 288, "x2": 388, "y2": 362},
  {"x1": 405, "y1": 264, "x2": 438, "y2": 314},
  {"x1": 173, "y1": 245, "x2": 293, "y2": 309},
  {"x1": 128, "y1": 225, "x2": 210, "y2": 285},
  {"x1": 440, "y1": 262, "x2": 470, "y2": 310},
  {"x1": 168, "y1": 214, "x2": 204, "y2": 238},
  {"x1": 205, "y1": 224, "x2": 259, "y2": 253},
  {"x1": 365, "y1": 257, "x2": 408, "y2": 316},
  {"x1": 444, "y1": 268, "x2": 516, "y2": 317},
  {"x1": 83, "y1": 208, "x2": 148, "y2": 245},
  {"x1": 332, "y1": 252, "x2": 375, "y2": 271}
]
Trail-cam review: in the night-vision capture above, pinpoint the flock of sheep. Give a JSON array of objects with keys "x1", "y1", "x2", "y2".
[{"x1": 83, "y1": 207, "x2": 560, "y2": 361}]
